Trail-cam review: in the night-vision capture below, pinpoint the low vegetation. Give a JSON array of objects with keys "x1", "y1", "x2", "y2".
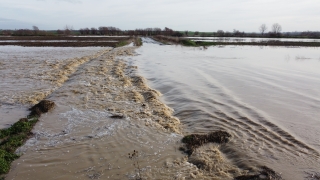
[
  {"x1": 0, "y1": 100, "x2": 55, "y2": 177},
  {"x1": 134, "y1": 37, "x2": 143, "y2": 46},
  {"x1": 180, "y1": 39, "x2": 216, "y2": 47},
  {"x1": 115, "y1": 41, "x2": 130, "y2": 47},
  {"x1": 128, "y1": 150, "x2": 143, "y2": 180}
]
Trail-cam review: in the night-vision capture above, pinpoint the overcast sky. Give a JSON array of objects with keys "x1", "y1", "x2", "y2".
[{"x1": 0, "y1": 0, "x2": 319, "y2": 32}]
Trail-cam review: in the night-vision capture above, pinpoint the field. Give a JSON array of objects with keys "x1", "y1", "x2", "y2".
[{"x1": 0, "y1": 36, "x2": 132, "y2": 47}]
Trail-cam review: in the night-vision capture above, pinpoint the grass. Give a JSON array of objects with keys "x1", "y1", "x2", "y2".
[
  {"x1": 0, "y1": 100, "x2": 54, "y2": 177},
  {"x1": 0, "y1": 117, "x2": 38, "y2": 175},
  {"x1": 180, "y1": 39, "x2": 197, "y2": 46},
  {"x1": 115, "y1": 40, "x2": 130, "y2": 47},
  {"x1": 180, "y1": 39, "x2": 217, "y2": 47},
  {"x1": 134, "y1": 37, "x2": 143, "y2": 46}
]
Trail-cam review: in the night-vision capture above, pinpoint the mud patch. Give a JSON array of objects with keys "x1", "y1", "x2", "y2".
[
  {"x1": 235, "y1": 166, "x2": 282, "y2": 180},
  {"x1": 29, "y1": 100, "x2": 55, "y2": 117},
  {"x1": 181, "y1": 131, "x2": 231, "y2": 155}
]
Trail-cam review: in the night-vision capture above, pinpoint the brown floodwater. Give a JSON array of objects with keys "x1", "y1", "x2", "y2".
[
  {"x1": 1, "y1": 40, "x2": 320, "y2": 180},
  {"x1": 0, "y1": 46, "x2": 106, "y2": 128},
  {"x1": 1, "y1": 45, "x2": 192, "y2": 180},
  {"x1": 126, "y1": 38, "x2": 320, "y2": 180}
]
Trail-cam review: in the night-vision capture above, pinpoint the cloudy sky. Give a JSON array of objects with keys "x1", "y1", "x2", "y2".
[{"x1": 0, "y1": 0, "x2": 319, "y2": 32}]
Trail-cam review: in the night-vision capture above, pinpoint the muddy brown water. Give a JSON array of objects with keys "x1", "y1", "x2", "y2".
[
  {"x1": 0, "y1": 45, "x2": 194, "y2": 180},
  {"x1": 1, "y1": 39, "x2": 320, "y2": 179},
  {"x1": 126, "y1": 38, "x2": 320, "y2": 179}
]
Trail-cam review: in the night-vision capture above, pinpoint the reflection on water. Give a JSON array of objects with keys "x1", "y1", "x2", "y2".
[{"x1": 130, "y1": 38, "x2": 320, "y2": 179}]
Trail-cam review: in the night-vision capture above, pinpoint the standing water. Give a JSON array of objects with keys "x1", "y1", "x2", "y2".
[{"x1": 128, "y1": 38, "x2": 320, "y2": 180}]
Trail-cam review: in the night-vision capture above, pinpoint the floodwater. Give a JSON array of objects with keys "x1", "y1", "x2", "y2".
[
  {"x1": 1, "y1": 45, "x2": 188, "y2": 180},
  {"x1": 186, "y1": 37, "x2": 320, "y2": 42},
  {"x1": 0, "y1": 46, "x2": 106, "y2": 128},
  {"x1": 1, "y1": 39, "x2": 320, "y2": 180},
  {"x1": 127, "y1": 38, "x2": 320, "y2": 179}
]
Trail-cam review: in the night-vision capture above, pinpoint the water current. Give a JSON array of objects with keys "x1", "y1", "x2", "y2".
[{"x1": 127, "y1": 38, "x2": 320, "y2": 179}]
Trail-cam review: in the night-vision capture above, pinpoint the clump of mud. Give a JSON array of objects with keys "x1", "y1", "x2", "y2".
[
  {"x1": 29, "y1": 100, "x2": 55, "y2": 117},
  {"x1": 189, "y1": 144, "x2": 242, "y2": 179},
  {"x1": 235, "y1": 166, "x2": 282, "y2": 180},
  {"x1": 178, "y1": 131, "x2": 283, "y2": 179},
  {"x1": 180, "y1": 131, "x2": 231, "y2": 155}
]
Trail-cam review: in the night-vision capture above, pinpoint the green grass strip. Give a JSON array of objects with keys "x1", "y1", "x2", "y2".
[
  {"x1": 115, "y1": 40, "x2": 130, "y2": 47},
  {"x1": 0, "y1": 117, "x2": 38, "y2": 175}
]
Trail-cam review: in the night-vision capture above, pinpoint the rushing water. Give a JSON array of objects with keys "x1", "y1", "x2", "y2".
[
  {"x1": 1, "y1": 45, "x2": 187, "y2": 180},
  {"x1": 1, "y1": 40, "x2": 320, "y2": 179},
  {"x1": 128, "y1": 38, "x2": 320, "y2": 179}
]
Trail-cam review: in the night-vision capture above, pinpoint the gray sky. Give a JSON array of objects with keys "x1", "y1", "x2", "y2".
[{"x1": 0, "y1": 0, "x2": 319, "y2": 32}]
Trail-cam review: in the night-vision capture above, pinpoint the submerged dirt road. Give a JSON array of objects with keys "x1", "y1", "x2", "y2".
[
  {"x1": 2, "y1": 46, "x2": 194, "y2": 180},
  {"x1": 1, "y1": 44, "x2": 281, "y2": 180}
]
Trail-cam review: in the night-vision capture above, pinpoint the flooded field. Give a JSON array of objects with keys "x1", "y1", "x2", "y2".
[
  {"x1": 1, "y1": 38, "x2": 320, "y2": 180},
  {"x1": 0, "y1": 45, "x2": 190, "y2": 180},
  {"x1": 0, "y1": 36, "x2": 132, "y2": 47},
  {"x1": 128, "y1": 38, "x2": 320, "y2": 179},
  {"x1": 186, "y1": 37, "x2": 320, "y2": 42}
]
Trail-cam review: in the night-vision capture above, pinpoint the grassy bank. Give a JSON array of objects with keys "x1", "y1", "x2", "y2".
[
  {"x1": 0, "y1": 100, "x2": 55, "y2": 178},
  {"x1": 0, "y1": 117, "x2": 38, "y2": 174}
]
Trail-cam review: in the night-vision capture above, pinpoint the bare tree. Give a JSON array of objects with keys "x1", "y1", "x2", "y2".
[
  {"x1": 84, "y1": 27, "x2": 90, "y2": 35},
  {"x1": 64, "y1": 25, "x2": 73, "y2": 35},
  {"x1": 271, "y1": 23, "x2": 282, "y2": 34},
  {"x1": 99, "y1": 27, "x2": 108, "y2": 35},
  {"x1": 217, "y1": 30, "x2": 224, "y2": 37},
  {"x1": 91, "y1": 27, "x2": 97, "y2": 35},
  {"x1": 32, "y1": 25, "x2": 39, "y2": 35},
  {"x1": 259, "y1": 24, "x2": 267, "y2": 35}
]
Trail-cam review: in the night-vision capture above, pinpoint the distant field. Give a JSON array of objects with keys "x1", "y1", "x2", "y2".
[{"x1": 0, "y1": 36, "x2": 132, "y2": 47}]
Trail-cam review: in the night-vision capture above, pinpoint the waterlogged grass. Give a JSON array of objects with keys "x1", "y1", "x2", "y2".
[
  {"x1": 0, "y1": 100, "x2": 54, "y2": 177},
  {"x1": 0, "y1": 117, "x2": 38, "y2": 175},
  {"x1": 115, "y1": 40, "x2": 129, "y2": 47},
  {"x1": 180, "y1": 39, "x2": 216, "y2": 47},
  {"x1": 134, "y1": 37, "x2": 143, "y2": 46},
  {"x1": 180, "y1": 39, "x2": 197, "y2": 46}
]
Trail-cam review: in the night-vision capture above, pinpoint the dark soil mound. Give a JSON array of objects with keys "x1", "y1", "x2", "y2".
[
  {"x1": 235, "y1": 166, "x2": 282, "y2": 180},
  {"x1": 180, "y1": 130, "x2": 231, "y2": 155},
  {"x1": 29, "y1": 100, "x2": 55, "y2": 117}
]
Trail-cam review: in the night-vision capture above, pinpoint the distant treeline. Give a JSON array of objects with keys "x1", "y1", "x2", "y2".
[
  {"x1": 1, "y1": 25, "x2": 319, "y2": 38},
  {"x1": 0, "y1": 26, "x2": 176, "y2": 36}
]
